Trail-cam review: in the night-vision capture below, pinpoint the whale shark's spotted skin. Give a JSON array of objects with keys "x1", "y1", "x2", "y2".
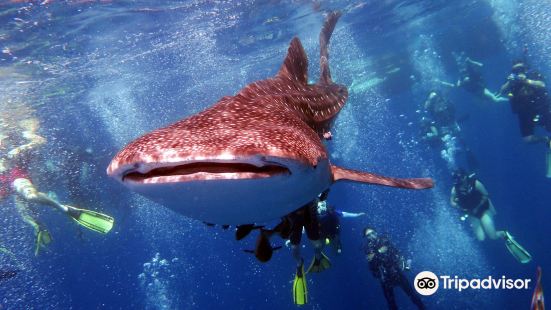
[{"x1": 108, "y1": 12, "x2": 432, "y2": 225}]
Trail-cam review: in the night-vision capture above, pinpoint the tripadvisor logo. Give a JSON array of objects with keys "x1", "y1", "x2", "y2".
[
  {"x1": 414, "y1": 271, "x2": 439, "y2": 296},
  {"x1": 413, "y1": 271, "x2": 532, "y2": 295}
]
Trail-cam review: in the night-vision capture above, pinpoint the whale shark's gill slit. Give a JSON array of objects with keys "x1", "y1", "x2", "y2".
[{"x1": 124, "y1": 162, "x2": 291, "y2": 182}]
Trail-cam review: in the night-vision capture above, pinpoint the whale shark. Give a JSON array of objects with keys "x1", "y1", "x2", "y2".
[{"x1": 107, "y1": 12, "x2": 433, "y2": 225}]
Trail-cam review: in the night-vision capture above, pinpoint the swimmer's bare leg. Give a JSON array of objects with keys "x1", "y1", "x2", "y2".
[
  {"x1": 14, "y1": 196, "x2": 40, "y2": 235},
  {"x1": 14, "y1": 196, "x2": 52, "y2": 255},
  {"x1": 13, "y1": 178, "x2": 68, "y2": 213}
]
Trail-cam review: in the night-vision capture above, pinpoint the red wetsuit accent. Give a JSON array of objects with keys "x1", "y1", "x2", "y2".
[{"x1": 0, "y1": 166, "x2": 30, "y2": 197}]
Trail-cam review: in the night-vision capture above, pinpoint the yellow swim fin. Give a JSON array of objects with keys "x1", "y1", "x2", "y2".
[
  {"x1": 293, "y1": 263, "x2": 307, "y2": 306},
  {"x1": 65, "y1": 206, "x2": 114, "y2": 234},
  {"x1": 504, "y1": 231, "x2": 532, "y2": 264},
  {"x1": 307, "y1": 252, "x2": 331, "y2": 274}
]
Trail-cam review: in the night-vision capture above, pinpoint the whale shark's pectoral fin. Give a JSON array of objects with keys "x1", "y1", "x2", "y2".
[{"x1": 331, "y1": 165, "x2": 433, "y2": 189}]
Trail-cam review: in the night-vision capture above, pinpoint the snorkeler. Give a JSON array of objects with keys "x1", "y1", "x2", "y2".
[
  {"x1": 0, "y1": 118, "x2": 114, "y2": 256},
  {"x1": 317, "y1": 189, "x2": 365, "y2": 254},
  {"x1": 438, "y1": 54, "x2": 508, "y2": 103},
  {"x1": 363, "y1": 227, "x2": 424, "y2": 310},
  {"x1": 450, "y1": 170, "x2": 531, "y2": 263}
]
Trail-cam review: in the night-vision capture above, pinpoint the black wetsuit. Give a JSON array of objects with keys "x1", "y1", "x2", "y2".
[
  {"x1": 279, "y1": 201, "x2": 320, "y2": 246},
  {"x1": 508, "y1": 72, "x2": 551, "y2": 137},
  {"x1": 454, "y1": 184, "x2": 490, "y2": 218},
  {"x1": 365, "y1": 236, "x2": 424, "y2": 310},
  {"x1": 318, "y1": 207, "x2": 340, "y2": 240}
]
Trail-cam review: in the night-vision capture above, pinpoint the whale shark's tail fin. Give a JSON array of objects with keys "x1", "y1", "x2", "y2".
[
  {"x1": 331, "y1": 165, "x2": 434, "y2": 189},
  {"x1": 276, "y1": 10, "x2": 342, "y2": 86},
  {"x1": 319, "y1": 11, "x2": 342, "y2": 85}
]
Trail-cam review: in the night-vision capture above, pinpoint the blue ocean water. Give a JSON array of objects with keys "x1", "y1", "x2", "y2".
[{"x1": 0, "y1": 1, "x2": 549, "y2": 309}]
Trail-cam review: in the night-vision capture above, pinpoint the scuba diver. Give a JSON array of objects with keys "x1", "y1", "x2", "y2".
[
  {"x1": 450, "y1": 170, "x2": 531, "y2": 263},
  {"x1": 423, "y1": 90, "x2": 457, "y2": 128},
  {"x1": 363, "y1": 227, "x2": 424, "y2": 310},
  {"x1": 0, "y1": 117, "x2": 115, "y2": 256},
  {"x1": 317, "y1": 189, "x2": 365, "y2": 254},
  {"x1": 235, "y1": 197, "x2": 330, "y2": 306},
  {"x1": 498, "y1": 60, "x2": 551, "y2": 144},
  {"x1": 437, "y1": 53, "x2": 507, "y2": 103},
  {"x1": 456, "y1": 55, "x2": 508, "y2": 103},
  {"x1": 282, "y1": 199, "x2": 330, "y2": 306},
  {"x1": 420, "y1": 91, "x2": 458, "y2": 150},
  {"x1": 420, "y1": 91, "x2": 478, "y2": 170},
  {"x1": 497, "y1": 60, "x2": 551, "y2": 176}
]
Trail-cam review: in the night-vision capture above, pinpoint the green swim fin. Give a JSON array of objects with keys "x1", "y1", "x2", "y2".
[
  {"x1": 65, "y1": 206, "x2": 114, "y2": 234},
  {"x1": 307, "y1": 252, "x2": 331, "y2": 274},
  {"x1": 35, "y1": 229, "x2": 52, "y2": 256},
  {"x1": 504, "y1": 231, "x2": 532, "y2": 264},
  {"x1": 293, "y1": 263, "x2": 307, "y2": 306}
]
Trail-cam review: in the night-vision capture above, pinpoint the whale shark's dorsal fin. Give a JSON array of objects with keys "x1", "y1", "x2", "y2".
[{"x1": 276, "y1": 37, "x2": 308, "y2": 84}]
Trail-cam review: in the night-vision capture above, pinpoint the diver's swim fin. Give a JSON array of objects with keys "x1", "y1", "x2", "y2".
[
  {"x1": 293, "y1": 263, "x2": 307, "y2": 306},
  {"x1": 65, "y1": 206, "x2": 114, "y2": 234},
  {"x1": 307, "y1": 252, "x2": 331, "y2": 274},
  {"x1": 504, "y1": 231, "x2": 532, "y2": 264},
  {"x1": 35, "y1": 229, "x2": 52, "y2": 256}
]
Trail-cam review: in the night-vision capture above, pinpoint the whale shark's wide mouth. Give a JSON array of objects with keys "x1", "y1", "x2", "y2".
[{"x1": 122, "y1": 162, "x2": 291, "y2": 184}]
